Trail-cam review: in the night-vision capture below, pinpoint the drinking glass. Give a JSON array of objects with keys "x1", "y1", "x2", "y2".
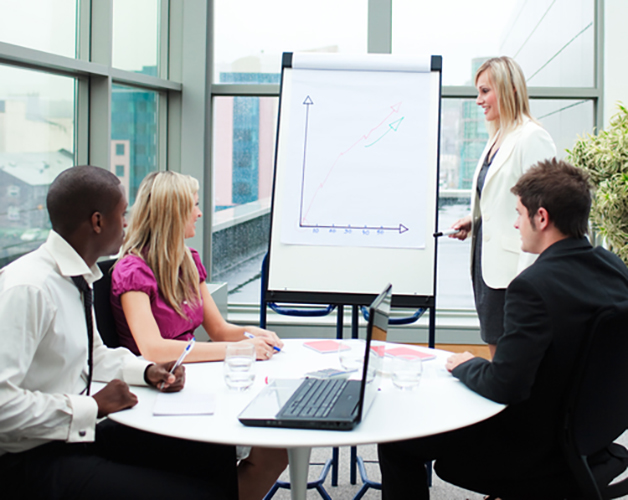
[
  {"x1": 391, "y1": 355, "x2": 423, "y2": 390},
  {"x1": 338, "y1": 339, "x2": 365, "y2": 372},
  {"x1": 224, "y1": 343, "x2": 256, "y2": 390}
]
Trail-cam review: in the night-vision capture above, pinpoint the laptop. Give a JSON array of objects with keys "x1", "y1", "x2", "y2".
[{"x1": 238, "y1": 283, "x2": 392, "y2": 431}]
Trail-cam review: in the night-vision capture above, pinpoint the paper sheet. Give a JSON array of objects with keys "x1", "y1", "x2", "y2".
[{"x1": 153, "y1": 390, "x2": 215, "y2": 416}]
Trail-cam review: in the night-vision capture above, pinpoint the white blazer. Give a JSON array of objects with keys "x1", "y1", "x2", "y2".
[{"x1": 470, "y1": 118, "x2": 556, "y2": 289}]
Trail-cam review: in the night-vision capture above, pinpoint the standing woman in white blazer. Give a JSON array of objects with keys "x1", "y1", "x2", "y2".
[{"x1": 450, "y1": 56, "x2": 556, "y2": 357}]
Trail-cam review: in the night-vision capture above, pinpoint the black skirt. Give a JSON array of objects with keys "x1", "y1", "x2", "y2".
[{"x1": 472, "y1": 221, "x2": 506, "y2": 345}]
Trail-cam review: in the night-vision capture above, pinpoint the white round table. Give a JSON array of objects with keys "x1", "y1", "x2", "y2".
[{"x1": 107, "y1": 339, "x2": 505, "y2": 500}]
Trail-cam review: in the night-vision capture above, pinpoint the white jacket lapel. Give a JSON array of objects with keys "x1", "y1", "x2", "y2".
[{"x1": 482, "y1": 119, "x2": 529, "y2": 187}]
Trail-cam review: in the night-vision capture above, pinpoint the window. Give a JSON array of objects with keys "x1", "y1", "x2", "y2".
[
  {"x1": 392, "y1": 0, "x2": 595, "y2": 87},
  {"x1": 213, "y1": 0, "x2": 367, "y2": 83},
  {"x1": 0, "y1": 64, "x2": 75, "y2": 267},
  {"x1": 0, "y1": 0, "x2": 184, "y2": 269},
  {"x1": 111, "y1": 85, "x2": 160, "y2": 205},
  {"x1": 211, "y1": 0, "x2": 601, "y2": 312},
  {"x1": 0, "y1": 0, "x2": 77, "y2": 58},
  {"x1": 112, "y1": 0, "x2": 160, "y2": 74},
  {"x1": 211, "y1": 96, "x2": 277, "y2": 289}
]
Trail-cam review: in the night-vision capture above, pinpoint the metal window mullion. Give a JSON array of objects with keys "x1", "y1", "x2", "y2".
[
  {"x1": 166, "y1": 0, "x2": 184, "y2": 173},
  {"x1": 368, "y1": 0, "x2": 392, "y2": 54},
  {"x1": 76, "y1": 0, "x2": 91, "y2": 61},
  {"x1": 159, "y1": 0, "x2": 170, "y2": 80},
  {"x1": 110, "y1": 68, "x2": 181, "y2": 91},
  {"x1": 206, "y1": 0, "x2": 216, "y2": 276},
  {"x1": 89, "y1": 0, "x2": 112, "y2": 170},
  {"x1": 594, "y1": 0, "x2": 604, "y2": 130},
  {"x1": 0, "y1": 41, "x2": 108, "y2": 78},
  {"x1": 75, "y1": 77, "x2": 90, "y2": 165},
  {"x1": 159, "y1": 92, "x2": 168, "y2": 172},
  {"x1": 88, "y1": 75, "x2": 112, "y2": 170}
]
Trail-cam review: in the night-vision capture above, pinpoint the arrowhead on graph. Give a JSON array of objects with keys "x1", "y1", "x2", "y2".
[
  {"x1": 399, "y1": 224, "x2": 409, "y2": 233},
  {"x1": 389, "y1": 117, "x2": 404, "y2": 131},
  {"x1": 303, "y1": 96, "x2": 314, "y2": 105},
  {"x1": 391, "y1": 102, "x2": 401, "y2": 113}
]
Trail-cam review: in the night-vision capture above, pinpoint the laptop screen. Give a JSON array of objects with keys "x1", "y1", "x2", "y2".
[{"x1": 357, "y1": 283, "x2": 392, "y2": 421}]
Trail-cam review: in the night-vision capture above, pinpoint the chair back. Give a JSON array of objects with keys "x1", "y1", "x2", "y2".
[
  {"x1": 567, "y1": 300, "x2": 628, "y2": 456},
  {"x1": 93, "y1": 258, "x2": 121, "y2": 348},
  {"x1": 435, "y1": 300, "x2": 628, "y2": 500},
  {"x1": 560, "y1": 300, "x2": 628, "y2": 499}
]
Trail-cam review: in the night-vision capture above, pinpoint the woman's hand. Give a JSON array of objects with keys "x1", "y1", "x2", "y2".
[
  {"x1": 450, "y1": 215, "x2": 472, "y2": 241},
  {"x1": 243, "y1": 326, "x2": 284, "y2": 350},
  {"x1": 240, "y1": 337, "x2": 276, "y2": 361}
]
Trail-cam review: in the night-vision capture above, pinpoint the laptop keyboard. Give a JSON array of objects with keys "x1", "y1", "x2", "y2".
[{"x1": 278, "y1": 378, "x2": 348, "y2": 419}]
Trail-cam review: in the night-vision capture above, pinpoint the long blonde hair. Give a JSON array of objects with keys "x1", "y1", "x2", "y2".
[
  {"x1": 119, "y1": 171, "x2": 201, "y2": 317},
  {"x1": 475, "y1": 56, "x2": 534, "y2": 138}
]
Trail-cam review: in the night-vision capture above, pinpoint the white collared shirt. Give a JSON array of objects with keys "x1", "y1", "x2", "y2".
[{"x1": 0, "y1": 231, "x2": 149, "y2": 455}]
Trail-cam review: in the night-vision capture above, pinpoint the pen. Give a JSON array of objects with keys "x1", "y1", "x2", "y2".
[
  {"x1": 244, "y1": 331, "x2": 281, "y2": 352},
  {"x1": 160, "y1": 338, "x2": 195, "y2": 389},
  {"x1": 433, "y1": 228, "x2": 461, "y2": 237}
]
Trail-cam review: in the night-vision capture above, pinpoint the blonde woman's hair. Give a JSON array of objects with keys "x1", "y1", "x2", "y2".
[
  {"x1": 475, "y1": 56, "x2": 534, "y2": 138},
  {"x1": 119, "y1": 171, "x2": 200, "y2": 317}
]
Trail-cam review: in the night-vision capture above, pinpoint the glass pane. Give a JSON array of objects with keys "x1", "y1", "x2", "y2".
[
  {"x1": 213, "y1": 0, "x2": 367, "y2": 84},
  {"x1": 436, "y1": 200, "x2": 473, "y2": 310},
  {"x1": 211, "y1": 96, "x2": 278, "y2": 300},
  {"x1": 111, "y1": 85, "x2": 160, "y2": 205},
  {"x1": 112, "y1": 0, "x2": 159, "y2": 75},
  {"x1": 531, "y1": 99, "x2": 595, "y2": 159},
  {"x1": 0, "y1": 0, "x2": 77, "y2": 58},
  {"x1": 435, "y1": 97, "x2": 594, "y2": 309},
  {"x1": 392, "y1": 0, "x2": 594, "y2": 87},
  {"x1": 0, "y1": 65, "x2": 75, "y2": 267}
]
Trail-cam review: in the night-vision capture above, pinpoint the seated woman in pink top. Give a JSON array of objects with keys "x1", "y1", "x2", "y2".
[{"x1": 111, "y1": 171, "x2": 286, "y2": 500}]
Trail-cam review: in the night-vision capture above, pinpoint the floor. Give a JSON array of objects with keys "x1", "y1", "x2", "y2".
[
  {"x1": 265, "y1": 426, "x2": 628, "y2": 500},
  {"x1": 267, "y1": 444, "x2": 484, "y2": 499}
]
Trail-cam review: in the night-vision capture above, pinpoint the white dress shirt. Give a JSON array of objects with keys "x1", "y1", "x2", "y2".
[{"x1": 0, "y1": 231, "x2": 150, "y2": 456}]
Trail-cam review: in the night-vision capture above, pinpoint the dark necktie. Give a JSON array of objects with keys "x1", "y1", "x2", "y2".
[{"x1": 71, "y1": 275, "x2": 94, "y2": 396}]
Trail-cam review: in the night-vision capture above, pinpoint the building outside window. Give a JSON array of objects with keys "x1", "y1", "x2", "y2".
[
  {"x1": 0, "y1": 64, "x2": 75, "y2": 268},
  {"x1": 111, "y1": 85, "x2": 160, "y2": 205}
]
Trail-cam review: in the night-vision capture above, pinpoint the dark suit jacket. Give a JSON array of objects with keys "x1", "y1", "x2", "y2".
[{"x1": 451, "y1": 237, "x2": 628, "y2": 480}]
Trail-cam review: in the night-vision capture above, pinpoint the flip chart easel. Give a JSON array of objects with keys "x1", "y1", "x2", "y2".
[{"x1": 266, "y1": 53, "x2": 443, "y2": 344}]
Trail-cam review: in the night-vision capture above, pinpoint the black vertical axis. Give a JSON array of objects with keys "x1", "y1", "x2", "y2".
[{"x1": 299, "y1": 96, "x2": 313, "y2": 226}]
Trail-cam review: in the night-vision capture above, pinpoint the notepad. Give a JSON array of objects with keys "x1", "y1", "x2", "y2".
[
  {"x1": 303, "y1": 340, "x2": 350, "y2": 354},
  {"x1": 153, "y1": 390, "x2": 216, "y2": 416},
  {"x1": 385, "y1": 346, "x2": 436, "y2": 361}
]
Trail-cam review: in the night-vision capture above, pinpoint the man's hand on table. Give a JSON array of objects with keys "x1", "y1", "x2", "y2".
[
  {"x1": 445, "y1": 352, "x2": 475, "y2": 372},
  {"x1": 92, "y1": 379, "x2": 138, "y2": 418}
]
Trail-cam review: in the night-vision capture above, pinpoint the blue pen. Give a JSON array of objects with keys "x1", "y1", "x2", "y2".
[
  {"x1": 160, "y1": 338, "x2": 195, "y2": 389},
  {"x1": 244, "y1": 331, "x2": 281, "y2": 352}
]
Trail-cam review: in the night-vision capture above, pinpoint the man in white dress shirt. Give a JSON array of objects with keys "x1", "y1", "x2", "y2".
[{"x1": 0, "y1": 166, "x2": 237, "y2": 499}]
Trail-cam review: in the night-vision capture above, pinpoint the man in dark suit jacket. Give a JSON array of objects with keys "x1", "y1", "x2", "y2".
[{"x1": 378, "y1": 158, "x2": 628, "y2": 499}]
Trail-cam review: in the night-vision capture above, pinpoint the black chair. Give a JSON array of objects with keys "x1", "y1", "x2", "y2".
[
  {"x1": 436, "y1": 300, "x2": 628, "y2": 499},
  {"x1": 93, "y1": 258, "x2": 121, "y2": 348}
]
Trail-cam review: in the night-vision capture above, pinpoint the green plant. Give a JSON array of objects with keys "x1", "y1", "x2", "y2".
[{"x1": 567, "y1": 104, "x2": 628, "y2": 265}]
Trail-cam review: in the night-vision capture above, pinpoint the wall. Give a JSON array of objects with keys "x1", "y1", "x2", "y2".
[{"x1": 604, "y1": 0, "x2": 628, "y2": 127}]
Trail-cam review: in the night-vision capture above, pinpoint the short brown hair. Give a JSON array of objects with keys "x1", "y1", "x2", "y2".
[{"x1": 511, "y1": 158, "x2": 591, "y2": 238}]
